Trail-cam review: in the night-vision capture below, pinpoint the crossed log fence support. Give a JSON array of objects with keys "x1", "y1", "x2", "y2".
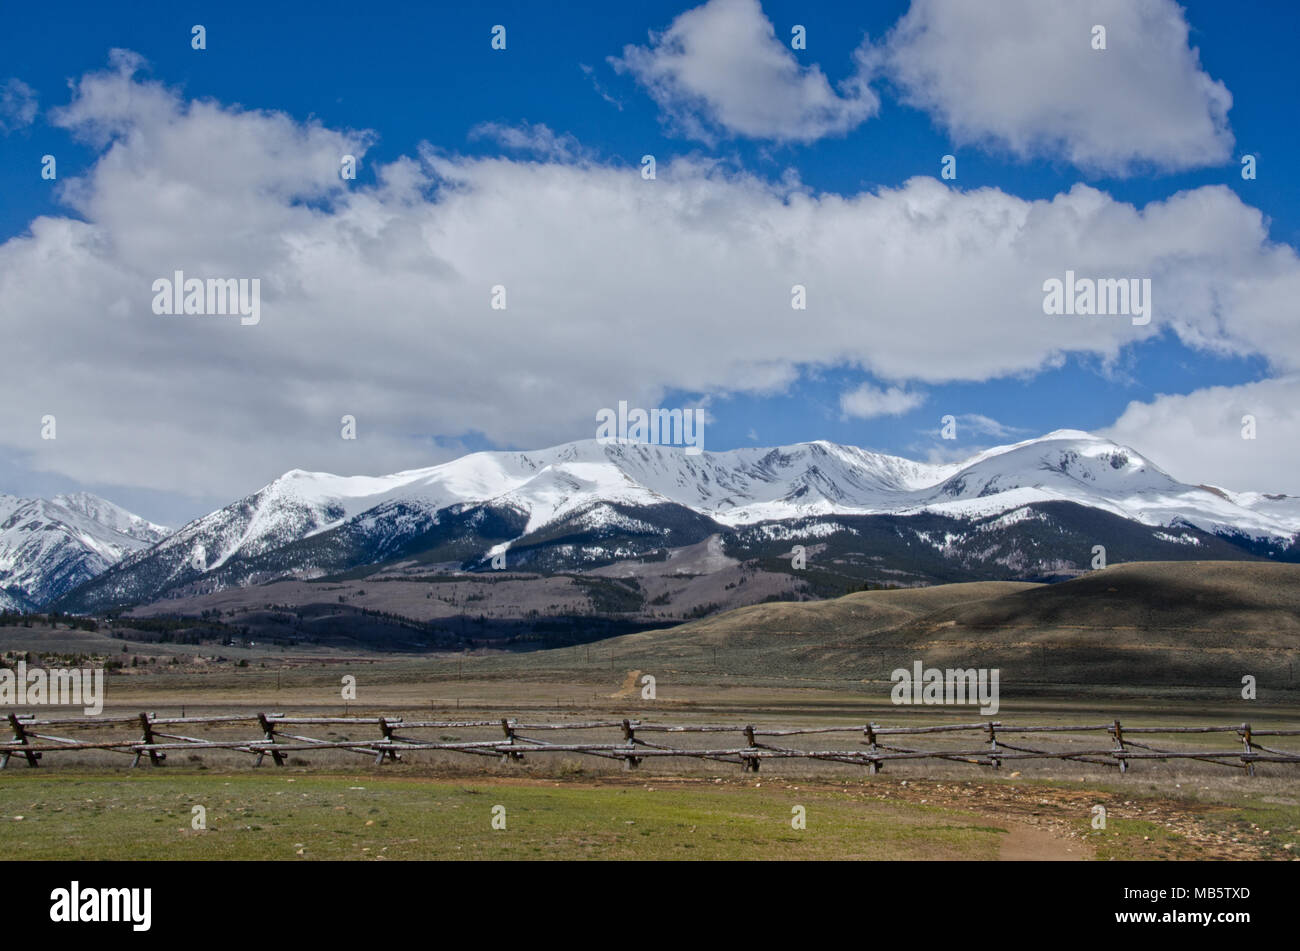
[{"x1": 2, "y1": 714, "x2": 1299, "y2": 773}]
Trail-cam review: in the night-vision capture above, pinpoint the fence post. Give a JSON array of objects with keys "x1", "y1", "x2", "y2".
[
  {"x1": 500, "y1": 718, "x2": 523, "y2": 763},
  {"x1": 865, "y1": 722, "x2": 882, "y2": 775},
  {"x1": 742, "y1": 724, "x2": 760, "y2": 773},
  {"x1": 986, "y1": 721, "x2": 1000, "y2": 770},
  {"x1": 5, "y1": 713, "x2": 39, "y2": 768},
  {"x1": 257, "y1": 712, "x2": 285, "y2": 767},
  {"x1": 134, "y1": 712, "x2": 164, "y2": 767},
  {"x1": 1241, "y1": 723, "x2": 1256, "y2": 778},
  {"x1": 621, "y1": 718, "x2": 641, "y2": 770},
  {"x1": 1111, "y1": 719, "x2": 1127, "y2": 774},
  {"x1": 376, "y1": 717, "x2": 400, "y2": 765}
]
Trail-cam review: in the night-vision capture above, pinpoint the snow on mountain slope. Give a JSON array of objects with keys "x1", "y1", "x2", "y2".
[
  {"x1": 0, "y1": 494, "x2": 25, "y2": 523},
  {"x1": 492, "y1": 461, "x2": 671, "y2": 534},
  {"x1": 153, "y1": 431, "x2": 1300, "y2": 572},
  {"x1": 596, "y1": 440, "x2": 950, "y2": 521},
  {"x1": 902, "y1": 430, "x2": 1300, "y2": 538},
  {"x1": 51, "y1": 492, "x2": 170, "y2": 544},
  {"x1": 1215, "y1": 488, "x2": 1300, "y2": 531},
  {"x1": 49, "y1": 430, "x2": 1300, "y2": 611},
  {"x1": 558, "y1": 431, "x2": 1300, "y2": 539},
  {"x1": 0, "y1": 493, "x2": 170, "y2": 607},
  {"x1": 110, "y1": 438, "x2": 961, "y2": 578},
  {"x1": 0, "y1": 590, "x2": 30, "y2": 612},
  {"x1": 119, "y1": 468, "x2": 432, "y2": 580}
]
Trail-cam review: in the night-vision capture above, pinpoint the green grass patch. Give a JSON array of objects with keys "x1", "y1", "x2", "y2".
[
  {"x1": 0, "y1": 772, "x2": 1006, "y2": 861},
  {"x1": 1084, "y1": 818, "x2": 1185, "y2": 861},
  {"x1": 1198, "y1": 800, "x2": 1300, "y2": 860}
]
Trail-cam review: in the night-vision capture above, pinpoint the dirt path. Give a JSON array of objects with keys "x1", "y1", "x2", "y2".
[
  {"x1": 999, "y1": 822, "x2": 1088, "y2": 860},
  {"x1": 869, "y1": 777, "x2": 1279, "y2": 860}
]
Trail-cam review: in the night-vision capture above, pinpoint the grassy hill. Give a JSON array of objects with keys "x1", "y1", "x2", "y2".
[
  {"x1": 8, "y1": 562, "x2": 1298, "y2": 698},
  {"x1": 547, "y1": 562, "x2": 1300, "y2": 691}
]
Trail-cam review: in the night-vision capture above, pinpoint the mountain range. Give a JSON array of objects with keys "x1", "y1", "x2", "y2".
[{"x1": 5, "y1": 430, "x2": 1298, "y2": 617}]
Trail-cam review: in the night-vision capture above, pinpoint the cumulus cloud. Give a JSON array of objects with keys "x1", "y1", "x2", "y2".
[
  {"x1": 871, "y1": 0, "x2": 1234, "y2": 174},
  {"x1": 0, "y1": 78, "x2": 38, "y2": 133},
  {"x1": 840, "y1": 383, "x2": 925, "y2": 419},
  {"x1": 1103, "y1": 378, "x2": 1300, "y2": 494},
  {"x1": 610, "y1": 0, "x2": 878, "y2": 144},
  {"x1": 1, "y1": 53, "x2": 1297, "y2": 502}
]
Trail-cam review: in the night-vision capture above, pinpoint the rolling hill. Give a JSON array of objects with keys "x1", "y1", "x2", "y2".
[{"x1": 569, "y1": 561, "x2": 1300, "y2": 690}]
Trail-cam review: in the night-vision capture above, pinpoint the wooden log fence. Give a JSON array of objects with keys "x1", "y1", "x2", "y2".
[{"x1": 2, "y1": 714, "x2": 1298, "y2": 774}]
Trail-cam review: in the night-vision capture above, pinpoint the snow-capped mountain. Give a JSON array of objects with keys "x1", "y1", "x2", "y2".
[
  {"x1": 0, "y1": 493, "x2": 170, "y2": 609},
  {"x1": 52, "y1": 430, "x2": 1300, "y2": 612}
]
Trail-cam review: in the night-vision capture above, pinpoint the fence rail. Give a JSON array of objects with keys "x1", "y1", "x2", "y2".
[{"x1": 3, "y1": 712, "x2": 1297, "y2": 774}]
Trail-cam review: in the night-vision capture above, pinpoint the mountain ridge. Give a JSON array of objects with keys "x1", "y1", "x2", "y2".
[{"x1": 36, "y1": 430, "x2": 1300, "y2": 614}]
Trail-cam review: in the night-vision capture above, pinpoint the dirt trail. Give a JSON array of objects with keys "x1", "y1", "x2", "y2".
[
  {"x1": 873, "y1": 777, "x2": 1277, "y2": 860},
  {"x1": 999, "y1": 822, "x2": 1088, "y2": 860}
]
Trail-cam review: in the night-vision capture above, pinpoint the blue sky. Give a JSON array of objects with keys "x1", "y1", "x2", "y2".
[{"x1": 1, "y1": 0, "x2": 1298, "y2": 524}]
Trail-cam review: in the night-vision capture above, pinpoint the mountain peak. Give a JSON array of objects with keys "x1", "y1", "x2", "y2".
[{"x1": 0, "y1": 491, "x2": 171, "y2": 608}]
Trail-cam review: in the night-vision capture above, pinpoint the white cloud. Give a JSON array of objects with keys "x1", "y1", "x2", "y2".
[
  {"x1": 953, "y1": 414, "x2": 1029, "y2": 439},
  {"x1": 580, "y1": 63, "x2": 624, "y2": 111},
  {"x1": 1103, "y1": 378, "x2": 1300, "y2": 494},
  {"x1": 468, "y1": 121, "x2": 588, "y2": 162},
  {"x1": 872, "y1": 0, "x2": 1234, "y2": 174},
  {"x1": 0, "y1": 53, "x2": 1297, "y2": 502},
  {"x1": 907, "y1": 414, "x2": 1028, "y2": 462},
  {"x1": 0, "y1": 78, "x2": 38, "y2": 133},
  {"x1": 840, "y1": 384, "x2": 925, "y2": 419},
  {"x1": 610, "y1": 0, "x2": 878, "y2": 144},
  {"x1": 917, "y1": 442, "x2": 995, "y2": 465}
]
